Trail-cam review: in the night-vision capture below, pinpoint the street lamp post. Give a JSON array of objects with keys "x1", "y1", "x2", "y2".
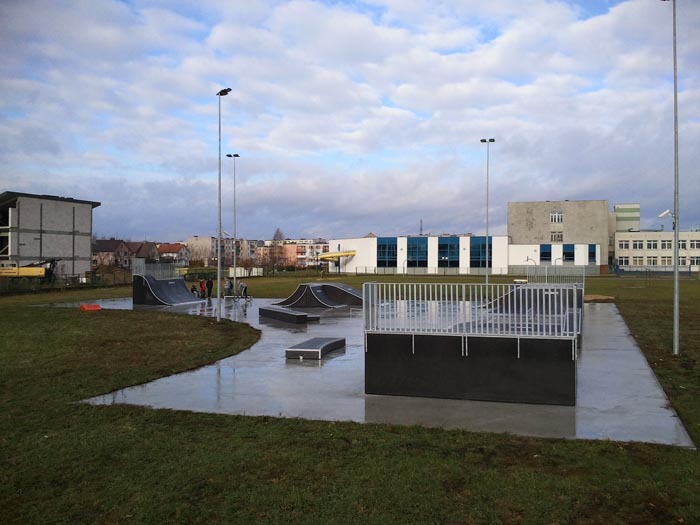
[
  {"x1": 661, "y1": 0, "x2": 680, "y2": 356},
  {"x1": 480, "y1": 138, "x2": 495, "y2": 284},
  {"x1": 216, "y1": 87, "x2": 231, "y2": 323},
  {"x1": 226, "y1": 153, "x2": 241, "y2": 295}
]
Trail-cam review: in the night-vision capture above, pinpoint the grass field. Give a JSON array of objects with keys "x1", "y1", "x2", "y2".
[{"x1": 1, "y1": 275, "x2": 699, "y2": 523}]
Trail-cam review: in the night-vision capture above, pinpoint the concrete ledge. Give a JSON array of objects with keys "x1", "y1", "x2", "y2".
[
  {"x1": 259, "y1": 306, "x2": 320, "y2": 324},
  {"x1": 286, "y1": 337, "x2": 346, "y2": 360}
]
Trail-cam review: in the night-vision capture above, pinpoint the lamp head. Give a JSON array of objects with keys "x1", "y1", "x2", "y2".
[
  {"x1": 217, "y1": 88, "x2": 232, "y2": 96},
  {"x1": 658, "y1": 209, "x2": 672, "y2": 219}
]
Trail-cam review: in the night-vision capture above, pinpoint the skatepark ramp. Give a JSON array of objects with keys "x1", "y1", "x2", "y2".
[
  {"x1": 133, "y1": 275, "x2": 204, "y2": 306},
  {"x1": 275, "y1": 282, "x2": 363, "y2": 308}
]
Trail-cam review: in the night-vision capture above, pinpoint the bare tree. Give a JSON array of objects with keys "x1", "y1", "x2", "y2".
[{"x1": 239, "y1": 255, "x2": 256, "y2": 277}]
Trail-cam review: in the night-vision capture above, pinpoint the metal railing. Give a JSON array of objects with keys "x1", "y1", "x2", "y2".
[{"x1": 363, "y1": 282, "x2": 580, "y2": 339}]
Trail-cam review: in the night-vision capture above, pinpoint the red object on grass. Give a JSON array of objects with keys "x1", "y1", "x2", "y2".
[{"x1": 79, "y1": 304, "x2": 102, "y2": 312}]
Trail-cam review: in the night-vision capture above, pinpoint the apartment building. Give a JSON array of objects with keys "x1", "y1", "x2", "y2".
[{"x1": 0, "y1": 191, "x2": 100, "y2": 276}]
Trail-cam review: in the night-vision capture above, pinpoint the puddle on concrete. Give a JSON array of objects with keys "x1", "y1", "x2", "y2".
[{"x1": 72, "y1": 298, "x2": 694, "y2": 448}]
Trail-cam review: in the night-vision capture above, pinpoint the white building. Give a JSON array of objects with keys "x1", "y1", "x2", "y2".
[
  {"x1": 327, "y1": 234, "x2": 598, "y2": 275},
  {"x1": 614, "y1": 230, "x2": 700, "y2": 272}
]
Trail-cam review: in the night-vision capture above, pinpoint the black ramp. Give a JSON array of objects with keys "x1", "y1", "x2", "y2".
[
  {"x1": 133, "y1": 275, "x2": 204, "y2": 306},
  {"x1": 274, "y1": 284, "x2": 308, "y2": 307},
  {"x1": 321, "y1": 283, "x2": 363, "y2": 306},
  {"x1": 274, "y1": 282, "x2": 363, "y2": 308}
]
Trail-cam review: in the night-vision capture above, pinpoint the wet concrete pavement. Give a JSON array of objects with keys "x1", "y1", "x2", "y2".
[{"x1": 82, "y1": 298, "x2": 694, "y2": 448}]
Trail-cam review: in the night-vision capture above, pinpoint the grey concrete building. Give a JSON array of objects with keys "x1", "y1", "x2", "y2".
[
  {"x1": 508, "y1": 200, "x2": 611, "y2": 271},
  {"x1": 0, "y1": 191, "x2": 100, "y2": 276}
]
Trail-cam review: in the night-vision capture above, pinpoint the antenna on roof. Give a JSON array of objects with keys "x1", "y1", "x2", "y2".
[{"x1": 420, "y1": 219, "x2": 423, "y2": 236}]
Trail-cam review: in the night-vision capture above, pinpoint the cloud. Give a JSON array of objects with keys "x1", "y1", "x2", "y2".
[{"x1": 1, "y1": 0, "x2": 699, "y2": 242}]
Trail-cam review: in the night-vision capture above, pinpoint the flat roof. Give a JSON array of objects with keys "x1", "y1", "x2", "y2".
[{"x1": 0, "y1": 191, "x2": 101, "y2": 209}]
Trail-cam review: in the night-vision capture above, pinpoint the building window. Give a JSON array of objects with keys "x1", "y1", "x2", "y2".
[
  {"x1": 632, "y1": 240, "x2": 644, "y2": 250},
  {"x1": 563, "y1": 244, "x2": 575, "y2": 262},
  {"x1": 690, "y1": 257, "x2": 700, "y2": 266},
  {"x1": 679, "y1": 240, "x2": 687, "y2": 250},
  {"x1": 588, "y1": 244, "x2": 596, "y2": 264},
  {"x1": 438, "y1": 237, "x2": 460, "y2": 268},
  {"x1": 679, "y1": 257, "x2": 687, "y2": 266},
  {"x1": 618, "y1": 256, "x2": 629, "y2": 266},
  {"x1": 551, "y1": 231, "x2": 563, "y2": 242},
  {"x1": 470, "y1": 236, "x2": 491, "y2": 268},
  {"x1": 661, "y1": 240, "x2": 672, "y2": 250},
  {"x1": 407, "y1": 237, "x2": 428, "y2": 268},
  {"x1": 647, "y1": 257, "x2": 658, "y2": 266},
  {"x1": 646, "y1": 240, "x2": 658, "y2": 250},
  {"x1": 661, "y1": 256, "x2": 672, "y2": 266},
  {"x1": 618, "y1": 240, "x2": 629, "y2": 250},
  {"x1": 690, "y1": 240, "x2": 700, "y2": 250},
  {"x1": 633, "y1": 256, "x2": 644, "y2": 266},
  {"x1": 550, "y1": 212, "x2": 563, "y2": 223},
  {"x1": 376, "y1": 237, "x2": 397, "y2": 268},
  {"x1": 540, "y1": 244, "x2": 552, "y2": 263}
]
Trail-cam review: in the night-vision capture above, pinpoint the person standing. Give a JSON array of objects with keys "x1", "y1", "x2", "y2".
[
  {"x1": 199, "y1": 279, "x2": 206, "y2": 298},
  {"x1": 239, "y1": 281, "x2": 248, "y2": 298},
  {"x1": 224, "y1": 279, "x2": 232, "y2": 297},
  {"x1": 206, "y1": 277, "x2": 214, "y2": 298}
]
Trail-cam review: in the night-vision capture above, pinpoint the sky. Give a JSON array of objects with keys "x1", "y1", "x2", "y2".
[{"x1": 1, "y1": 0, "x2": 698, "y2": 242}]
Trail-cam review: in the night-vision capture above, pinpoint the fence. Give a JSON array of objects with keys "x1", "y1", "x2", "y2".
[
  {"x1": 131, "y1": 259, "x2": 180, "y2": 279},
  {"x1": 525, "y1": 266, "x2": 587, "y2": 289},
  {"x1": 363, "y1": 282, "x2": 581, "y2": 340}
]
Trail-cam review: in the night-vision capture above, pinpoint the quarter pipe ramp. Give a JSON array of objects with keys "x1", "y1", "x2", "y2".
[{"x1": 133, "y1": 275, "x2": 204, "y2": 306}]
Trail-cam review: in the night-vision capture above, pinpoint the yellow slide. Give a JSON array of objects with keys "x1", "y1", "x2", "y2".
[{"x1": 317, "y1": 251, "x2": 356, "y2": 261}]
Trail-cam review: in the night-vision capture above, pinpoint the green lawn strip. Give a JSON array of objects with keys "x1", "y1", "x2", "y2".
[{"x1": 2, "y1": 280, "x2": 700, "y2": 523}]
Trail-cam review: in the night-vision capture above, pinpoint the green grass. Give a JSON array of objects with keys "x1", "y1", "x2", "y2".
[{"x1": 1, "y1": 277, "x2": 699, "y2": 523}]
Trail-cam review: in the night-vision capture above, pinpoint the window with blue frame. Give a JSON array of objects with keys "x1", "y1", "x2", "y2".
[
  {"x1": 376, "y1": 237, "x2": 397, "y2": 267},
  {"x1": 470, "y1": 236, "x2": 492, "y2": 268},
  {"x1": 540, "y1": 244, "x2": 552, "y2": 263},
  {"x1": 438, "y1": 237, "x2": 460, "y2": 267},
  {"x1": 588, "y1": 244, "x2": 596, "y2": 264},
  {"x1": 563, "y1": 244, "x2": 575, "y2": 262},
  {"x1": 407, "y1": 237, "x2": 428, "y2": 267}
]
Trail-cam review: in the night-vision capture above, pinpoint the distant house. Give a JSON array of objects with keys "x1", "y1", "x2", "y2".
[
  {"x1": 126, "y1": 241, "x2": 160, "y2": 263},
  {"x1": 92, "y1": 239, "x2": 130, "y2": 268},
  {"x1": 157, "y1": 243, "x2": 190, "y2": 265}
]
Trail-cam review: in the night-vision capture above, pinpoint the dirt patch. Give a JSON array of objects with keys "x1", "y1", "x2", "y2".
[{"x1": 584, "y1": 294, "x2": 615, "y2": 303}]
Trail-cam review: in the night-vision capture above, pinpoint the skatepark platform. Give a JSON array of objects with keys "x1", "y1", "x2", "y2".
[
  {"x1": 286, "y1": 337, "x2": 346, "y2": 360},
  {"x1": 133, "y1": 275, "x2": 204, "y2": 306},
  {"x1": 259, "y1": 306, "x2": 320, "y2": 324},
  {"x1": 275, "y1": 282, "x2": 363, "y2": 309}
]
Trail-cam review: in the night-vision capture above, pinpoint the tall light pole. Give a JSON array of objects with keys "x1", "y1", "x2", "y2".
[
  {"x1": 216, "y1": 87, "x2": 231, "y2": 322},
  {"x1": 661, "y1": 0, "x2": 680, "y2": 356},
  {"x1": 226, "y1": 153, "x2": 240, "y2": 295},
  {"x1": 480, "y1": 138, "x2": 495, "y2": 284}
]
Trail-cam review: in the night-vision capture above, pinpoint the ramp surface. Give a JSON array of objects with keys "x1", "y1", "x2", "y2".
[
  {"x1": 133, "y1": 275, "x2": 204, "y2": 306},
  {"x1": 275, "y1": 282, "x2": 363, "y2": 308},
  {"x1": 286, "y1": 337, "x2": 346, "y2": 360}
]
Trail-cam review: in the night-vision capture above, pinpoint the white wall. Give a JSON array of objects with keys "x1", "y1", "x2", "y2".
[
  {"x1": 396, "y1": 237, "x2": 408, "y2": 273},
  {"x1": 551, "y1": 244, "x2": 564, "y2": 264},
  {"x1": 427, "y1": 236, "x2": 439, "y2": 274},
  {"x1": 574, "y1": 245, "x2": 588, "y2": 266},
  {"x1": 492, "y1": 236, "x2": 509, "y2": 275},
  {"x1": 459, "y1": 237, "x2": 470, "y2": 273},
  {"x1": 509, "y1": 244, "x2": 539, "y2": 265},
  {"x1": 328, "y1": 237, "x2": 377, "y2": 273}
]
